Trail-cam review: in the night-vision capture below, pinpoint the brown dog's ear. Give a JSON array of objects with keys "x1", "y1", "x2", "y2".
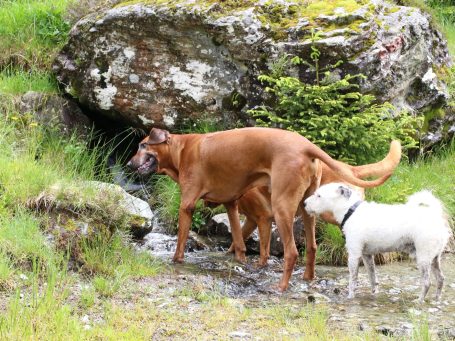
[{"x1": 148, "y1": 128, "x2": 170, "y2": 145}]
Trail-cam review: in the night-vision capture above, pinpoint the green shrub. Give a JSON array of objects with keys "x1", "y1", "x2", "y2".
[{"x1": 250, "y1": 33, "x2": 421, "y2": 165}]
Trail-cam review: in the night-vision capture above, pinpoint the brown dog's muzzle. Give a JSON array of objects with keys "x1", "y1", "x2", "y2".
[{"x1": 127, "y1": 153, "x2": 158, "y2": 175}]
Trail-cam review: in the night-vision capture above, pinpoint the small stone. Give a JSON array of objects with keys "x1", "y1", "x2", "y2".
[
  {"x1": 81, "y1": 315, "x2": 90, "y2": 324},
  {"x1": 408, "y1": 308, "x2": 422, "y2": 316},
  {"x1": 19, "y1": 274, "x2": 28, "y2": 281},
  {"x1": 388, "y1": 288, "x2": 401, "y2": 295},
  {"x1": 428, "y1": 307, "x2": 439, "y2": 313},
  {"x1": 438, "y1": 327, "x2": 455, "y2": 339},
  {"x1": 228, "y1": 331, "x2": 251, "y2": 339},
  {"x1": 358, "y1": 321, "x2": 370, "y2": 331},
  {"x1": 375, "y1": 325, "x2": 394, "y2": 336}
]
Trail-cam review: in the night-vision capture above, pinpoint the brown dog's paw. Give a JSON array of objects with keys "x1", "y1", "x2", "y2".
[
  {"x1": 260, "y1": 283, "x2": 285, "y2": 295},
  {"x1": 234, "y1": 253, "x2": 247, "y2": 264},
  {"x1": 255, "y1": 259, "x2": 269, "y2": 268},
  {"x1": 302, "y1": 271, "x2": 316, "y2": 281},
  {"x1": 172, "y1": 255, "x2": 184, "y2": 264},
  {"x1": 226, "y1": 244, "x2": 235, "y2": 254}
]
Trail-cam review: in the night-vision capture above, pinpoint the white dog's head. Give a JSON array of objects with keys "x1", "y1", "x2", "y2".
[{"x1": 304, "y1": 183, "x2": 361, "y2": 221}]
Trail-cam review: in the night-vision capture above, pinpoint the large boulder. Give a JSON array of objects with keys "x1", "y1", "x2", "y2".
[{"x1": 54, "y1": 0, "x2": 452, "y2": 136}]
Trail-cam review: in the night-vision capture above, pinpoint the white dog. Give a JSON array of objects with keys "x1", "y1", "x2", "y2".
[{"x1": 304, "y1": 183, "x2": 451, "y2": 302}]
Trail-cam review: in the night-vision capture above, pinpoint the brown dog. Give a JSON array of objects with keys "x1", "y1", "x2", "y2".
[
  {"x1": 227, "y1": 141, "x2": 401, "y2": 266},
  {"x1": 128, "y1": 127, "x2": 392, "y2": 291}
]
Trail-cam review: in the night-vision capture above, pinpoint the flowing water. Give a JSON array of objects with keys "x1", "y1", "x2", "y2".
[{"x1": 140, "y1": 232, "x2": 455, "y2": 336}]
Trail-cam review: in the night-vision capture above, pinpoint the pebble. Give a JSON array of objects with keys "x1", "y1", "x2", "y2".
[
  {"x1": 408, "y1": 308, "x2": 422, "y2": 316},
  {"x1": 229, "y1": 331, "x2": 251, "y2": 339},
  {"x1": 19, "y1": 274, "x2": 28, "y2": 281}
]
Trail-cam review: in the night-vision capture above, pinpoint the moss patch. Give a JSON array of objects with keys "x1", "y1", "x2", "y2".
[{"x1": 114, "y1": 0, "x2": 370, "y2": 40}]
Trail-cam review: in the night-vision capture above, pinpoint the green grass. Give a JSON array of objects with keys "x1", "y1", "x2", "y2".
[
  {"x1": 0, "y1": 210, "x2": 57, "y2": 273},
  {"x1": 0, "y1": 0, "x2": 71, "y2": 69},
  {"x1": 80, "y1": 232, "x2": 162, "y2": 277},
  {"x1": 367, "y1": 140, "x2": 455, "y2": 218},
  {"x1": 0, "y1": 69, "x2": 58, "y2": 95}
]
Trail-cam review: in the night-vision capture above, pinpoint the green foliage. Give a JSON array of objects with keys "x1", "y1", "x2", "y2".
[{"x1": 250, "y1": 35, "x2": 421, "y2": 165}]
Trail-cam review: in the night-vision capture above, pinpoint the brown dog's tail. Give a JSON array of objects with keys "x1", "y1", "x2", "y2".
[
  {"x1": 305, "y1": 143, "x2": 398, "y2": 188},
  {"x1": 351, "y1": 140, "x2": 401, "y2": 178}
]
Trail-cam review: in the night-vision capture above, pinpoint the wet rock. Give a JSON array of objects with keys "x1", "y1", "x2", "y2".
[
  {"x1": 375, "y1": 325, "x2": 395, "y2": 336},
  {"x1": 202, "y1": 213, "x2": 232, "y2": 237},
  {"x1": 358, "y1": 321, "x2": 370, "y2": 332},
  {"x1": 141, "y1": 231, "x2": 207, "y2": 256},
  {"x1": 19, "y1": 91, "x2": 92, "y2": 137},
  {"x1": 54, "y1": 0, "x2": 452, "y2": 142},
  {"x1": 393, "y1": 323, "x2": 413, "y2": 337},
  {"x1": 438, "y1": 327, "x2": 455, "y2": 340},
  {"x1": 229, "y1": 331, "x2": 251, "y2": 339},
  {"x1": 307, "y1": 292, "x2": 331, "y2": 303}
]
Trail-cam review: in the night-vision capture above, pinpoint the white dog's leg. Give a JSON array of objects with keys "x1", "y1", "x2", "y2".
[
  {"x1": 362, "y1": 254, "x2": 378, "y2": 294},
  {"x1": 418, "y1": 262, "x2": 431, "y2": 303},
  {"x1": 431, "y1": 255, "x2": 444, "y2": 301},
  {"x1": 348, "y1": 254, "x2": 360, "y2": 299}
]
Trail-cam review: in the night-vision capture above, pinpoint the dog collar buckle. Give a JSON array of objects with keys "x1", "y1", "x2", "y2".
[{"x1": 340, "y1": 200, "x2": 363, "y2": 230}]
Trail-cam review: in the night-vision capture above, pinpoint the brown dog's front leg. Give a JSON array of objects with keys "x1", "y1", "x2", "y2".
[
  {"x1": 224, "y1": 201, "x2": 246, "y2": 263},
  {"x1": 173, "y1": 200, "x2": 196, "y2": 263},
  {"x1": 302, "y1": 211, "x2": 317, "y2": 281}
]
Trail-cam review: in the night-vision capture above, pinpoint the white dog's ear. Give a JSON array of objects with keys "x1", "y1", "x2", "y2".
[{"x1": 337, "y1": 185, "x2": 352, "y2": 199}]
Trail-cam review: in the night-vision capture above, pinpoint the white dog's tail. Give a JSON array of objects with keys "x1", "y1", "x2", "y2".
[
  {"x1": 406, "y1": 190, "x2": 444, "y2": 212},
  {"x1": 407, "y1": 190, "x2": 453, "y2": 231}
]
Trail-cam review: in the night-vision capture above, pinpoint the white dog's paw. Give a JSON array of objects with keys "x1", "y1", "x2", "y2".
[{"x1": 347, "y1": 293, "x2": 355, "y2": 299}]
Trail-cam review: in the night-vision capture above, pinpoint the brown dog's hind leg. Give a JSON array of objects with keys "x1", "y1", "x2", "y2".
[
  {"x1": 257, "y1": 217, "x2": 272, "y2": 267},
  {"x1": 224, "y1": 201, "x2": 247, "y2": 263},
  {"x1": 302, "y1": 211, "x2": 317, "y2": 281},
  {"x1": 301, "y1": 177, "x2": 320, "y2": 281},
  {"x1": 228, "y1": 217, "x2": 257, "y2": 254}
]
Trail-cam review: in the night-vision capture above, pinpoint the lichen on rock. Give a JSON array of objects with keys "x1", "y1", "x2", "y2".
[{"x1": 53, "y1": 0, "x2": 452, "y2": 141}]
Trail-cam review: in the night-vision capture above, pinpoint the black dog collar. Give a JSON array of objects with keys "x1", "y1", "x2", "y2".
[{"x1": 340, "y1": 200, "x2": 363, "y2": 230}]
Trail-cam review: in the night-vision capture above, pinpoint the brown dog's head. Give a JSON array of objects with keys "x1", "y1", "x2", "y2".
[{"x1": 127, "y1": 128, "x2": 170, "y2": 175}]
